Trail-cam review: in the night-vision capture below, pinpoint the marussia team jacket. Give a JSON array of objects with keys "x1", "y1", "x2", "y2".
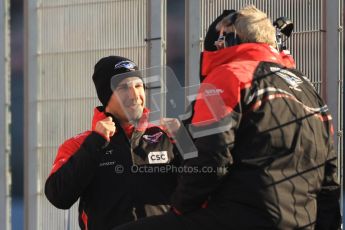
[
  {"x1": 45, "y1": 107, "x2": 179, "y2": 230},
  {"x1": 172, "y1": 43, "x2": 340, "y2": 229}
]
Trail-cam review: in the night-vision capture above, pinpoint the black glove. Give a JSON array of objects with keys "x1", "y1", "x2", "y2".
[{"x1": 204, "y1": 10, "x2": 236, "y2": 51}]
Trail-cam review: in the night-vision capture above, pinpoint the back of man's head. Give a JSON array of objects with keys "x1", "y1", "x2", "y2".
[{"x1": 223, "y1": 5, "x2": 276, "y2": 47}]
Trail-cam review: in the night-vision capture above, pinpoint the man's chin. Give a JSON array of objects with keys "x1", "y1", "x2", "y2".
[{"x1": 126, "y1": 108, "x2": 143, "y2": 124}]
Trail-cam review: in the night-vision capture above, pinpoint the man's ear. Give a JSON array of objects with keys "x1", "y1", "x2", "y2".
[{"x1": 203, "y1": 10, "x2": 236, "y2": 51}]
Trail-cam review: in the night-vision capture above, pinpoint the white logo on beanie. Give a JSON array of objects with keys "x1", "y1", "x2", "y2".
[{"x1": 114, "y1": 61, "x2": 137, "y2": 71}]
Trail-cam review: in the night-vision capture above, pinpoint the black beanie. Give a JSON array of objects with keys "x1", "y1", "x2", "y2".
[{"x1": 92, "y1": 56, "x2": 140, "y2": 106}]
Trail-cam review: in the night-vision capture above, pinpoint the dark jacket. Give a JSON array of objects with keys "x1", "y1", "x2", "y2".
[
  {"x1": 45, "y1": 107, "x2": 179, "y2": 230},
  {"x1": 172, "y1": 43, "x2": 340, "y2": 229}
]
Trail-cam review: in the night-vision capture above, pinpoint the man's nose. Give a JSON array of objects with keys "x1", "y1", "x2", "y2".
[{"x1": 128, "y1": 86, "x2": 139, "y2": 99}]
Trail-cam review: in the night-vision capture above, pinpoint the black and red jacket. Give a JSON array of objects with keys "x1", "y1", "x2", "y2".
[
  {"x1": 45, "y1": 107, "x2": 179, "y2": 230},
  {"x1": 172, "y1": 43, "x2": 340, "y2": 229}
]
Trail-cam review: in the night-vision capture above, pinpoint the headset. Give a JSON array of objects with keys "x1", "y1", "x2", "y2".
[
  {"x1": 217, "y1": 12, "x2": 241, "y2": 48},
  {"x1": 217, "y1": 12, "x2": 294, "y2": 51}
]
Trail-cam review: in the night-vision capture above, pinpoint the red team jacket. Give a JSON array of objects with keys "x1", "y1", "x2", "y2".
[{"x1": 171, "y1": 43, "x2": 340, "y2": 229}]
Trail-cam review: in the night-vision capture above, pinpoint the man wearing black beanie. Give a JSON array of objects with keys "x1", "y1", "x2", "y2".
[
  {"x1": 92, "y1": 56, "x2": 140, "y2": 107},
  {"x1": 45, "y1": 55, "x2": 180, "y2": 230}
]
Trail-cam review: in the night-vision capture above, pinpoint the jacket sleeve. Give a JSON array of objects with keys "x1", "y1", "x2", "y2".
[
  {"x1": 315, "y1": 139, "x2": 341, "y2": 230},
  {"x1": 171, "y1": 69, "x2": 242, "y2": 213},
  {"x1": 45, "y1": 131, "x2": 107, "y2": 209}
]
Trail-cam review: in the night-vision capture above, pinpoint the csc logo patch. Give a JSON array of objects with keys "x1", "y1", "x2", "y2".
[{"x1": 148, "y1": 151, "x2": 169, "y2": 164}]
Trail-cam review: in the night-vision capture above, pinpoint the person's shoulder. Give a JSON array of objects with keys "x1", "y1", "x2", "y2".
[
  {"x1": 207, "y1": 59, "x2": 258, "y2": 86},
  {"x1": 49, "y1": 131, "x2": 93, "y2": 175},
  {"x1": 59, "y1": 130, "x2": 92, "y2": 151}
]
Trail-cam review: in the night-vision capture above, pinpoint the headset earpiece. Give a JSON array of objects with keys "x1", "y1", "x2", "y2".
[
  {"x1": 224, "y1": 31, "x2": 241, "y2": 47},
  {"x1": 224, "y1": 12, "x2": 241, "y2": 47}
]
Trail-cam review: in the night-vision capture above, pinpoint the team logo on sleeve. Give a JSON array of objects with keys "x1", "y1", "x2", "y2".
[{"x1": 142, "y1": 132, "x2": 163, "y2": 144}]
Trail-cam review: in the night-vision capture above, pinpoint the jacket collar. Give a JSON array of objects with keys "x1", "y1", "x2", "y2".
[
  {"x1": 91, "y1": 106, "x2": 150, "y2": 133},
  {"x1": 201, "y1": 43, "x2": 295, "y2": 77}
]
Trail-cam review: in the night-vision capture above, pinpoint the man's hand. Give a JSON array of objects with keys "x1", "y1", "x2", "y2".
[
  {"x1": 94, "y1": 116, "x2": 116, "y2": 142},
  {"x1": 214, "y1": 39, "x2": 225, "y2": 50}
]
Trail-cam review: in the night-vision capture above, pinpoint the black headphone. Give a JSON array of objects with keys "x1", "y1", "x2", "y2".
[{"x1": 223, "y1": 12, "x2": 241, "y2": 47}]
